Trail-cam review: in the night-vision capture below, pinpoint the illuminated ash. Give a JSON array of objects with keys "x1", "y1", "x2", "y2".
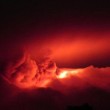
[
  {"x1": 3, "y1": 53, "x2": 57, "y2": 88},
  {"x1": 2, "y1": 52, "x2": 82, "y2": 89}
]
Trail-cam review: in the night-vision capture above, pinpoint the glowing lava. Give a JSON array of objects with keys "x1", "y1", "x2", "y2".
[{"x1": 57, "y1": 68, "x2": 82, "y2": 79}]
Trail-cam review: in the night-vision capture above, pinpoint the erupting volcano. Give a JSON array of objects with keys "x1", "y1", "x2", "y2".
[
  {"x1": 0, "y1": 35, "x2": 110, "y2": 110},
  {"x1": 1, "y1": 52, "x2": 83, "y2": 89},
  {"x1": 0, "y1": 32, "x2": 110, "y2": 110},
  {"x1": 1, "y1": 1, "x2": 110, "y2": 110}
]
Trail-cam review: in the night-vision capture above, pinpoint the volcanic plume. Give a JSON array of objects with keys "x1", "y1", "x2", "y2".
[
  {"x1": 1, "y1": 52, "x2": 57, "y2": 88},
  {"x1": 0, "y1": 29, "x2": 110, "y2": 110},
  {"x1": 1, "y1": 1, "x2": 110, "y2": 110},
  {"x1": 1, "y1": 50, "x2": 110, "y2": 110},
  {"x1": 2, "y1": 52, "x2": 110, "y2": 92}
]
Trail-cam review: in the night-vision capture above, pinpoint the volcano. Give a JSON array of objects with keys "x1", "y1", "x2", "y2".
[
  {"x1": 1, "y1": 1, "x2": 110, "y2": 110},
  {"x1": 0, "y1": 51, "x2": 110, "y2": 110}
]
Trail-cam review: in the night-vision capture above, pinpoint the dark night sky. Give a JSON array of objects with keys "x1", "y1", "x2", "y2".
[
  {"x1": 1, "y1": 0, "x2": 110, "y2": 34},
  {"x1": 0, "y1": 0, "x2": 110, "y2": 67}
]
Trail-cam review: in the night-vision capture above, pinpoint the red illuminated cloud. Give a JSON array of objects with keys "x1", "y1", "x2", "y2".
[
  {"x1": 1, "y1": 51, "x2": 110, "y2": 93},
  {"x1": 0, "y1": 39, "x2": 110, "y2": 110},
  {"x1": 0, "y1": 29, "x2": 110, "y2": 93},
  {"x1": 49, "y1": 66, "x2": 110, "y2": 94},
  {"x1": 26, "y1": 31, "x2": 110, "y2": 67},
  {"x1": 2, "y1": 52, "x2": 57, "y2": 88}
]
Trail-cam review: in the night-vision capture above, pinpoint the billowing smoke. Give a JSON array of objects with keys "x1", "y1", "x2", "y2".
[
  {"x1": 2, "y1": 52, "x2": 57, "y2": 88},
  {"x1": 1, "y1": 50, "x2": 110, "y2": 93},
  {"x1": 49, "y1": 66, "x2": 110, "y2": 93},
  {"x1": 1, "y1": 52, "x2": 110, "y2": 110},
  {"x1": 0, "y1": 29, "x2": 110, "y2": 110}
]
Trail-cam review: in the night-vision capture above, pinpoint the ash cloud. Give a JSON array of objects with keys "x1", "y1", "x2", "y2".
[
  {"x1": 49, "y1": 66, "x2": 110, "y2": 93},
  {"x1": 48, "y1": 66, "x2": 110, "y2": 110},
  {"x1": 1, "y1": 51, "x2": 57, "y2": 88},
  {"x1": 0, "y1": 52, "x2": 110, "y2": 110},
  {"x1": 0, "y1": 29, "x2": 110, "y2": 110}
]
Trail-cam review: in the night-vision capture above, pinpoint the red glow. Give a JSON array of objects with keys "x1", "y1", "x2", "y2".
[
  {"x1": 57, "y1": 68, "x2": 82, "y2": 79},
  {"x1": 1, "y1": 30, "x2": 110, "y2": 90},
  {"x1": 2, "y1": 52, "x2": 84, "y2": 89},
  {"x1": 26, "y1": 31, "x2": 110, "y2": 68},
  {"x1": 3, "y1": 54, "x2": 110, "y2": 92}
]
